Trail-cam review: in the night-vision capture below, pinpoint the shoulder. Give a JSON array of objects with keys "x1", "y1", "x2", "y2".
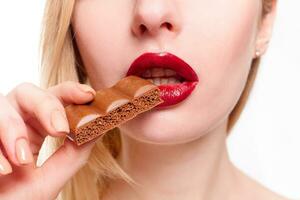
[{"x1": 232, "y1": 167, "x2": 289, "y2": 200}]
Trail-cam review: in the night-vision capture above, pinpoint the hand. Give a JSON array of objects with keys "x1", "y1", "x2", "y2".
[{"x1": 0, "y1": 81, "x2": 97, "y2": 200}]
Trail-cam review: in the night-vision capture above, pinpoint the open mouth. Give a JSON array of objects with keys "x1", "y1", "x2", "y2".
[
  {"x1": 140, "y1": 68, "x2": 186, "y2": 85},
  {"x1": 126, "y1": 52, "x2": 199, "y2": 108}
]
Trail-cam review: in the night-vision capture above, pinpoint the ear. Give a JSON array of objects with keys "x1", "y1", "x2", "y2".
[{"x1": 253, "y1": 0, "x2": 277, "y2": 58}]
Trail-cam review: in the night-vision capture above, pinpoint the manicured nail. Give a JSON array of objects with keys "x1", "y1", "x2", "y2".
[
  {"x1": 15, "y1": 138, "x2": 34, "y2": 165},
  {"x1": 51, "y1": 110, "x2": 70, "y2": 133},
  {"x1": 0, "y1": 154, "x2": 12, "y2": 175},
  {"x1": 77, "y1": 84, "x2": 96, "y2": 96}
]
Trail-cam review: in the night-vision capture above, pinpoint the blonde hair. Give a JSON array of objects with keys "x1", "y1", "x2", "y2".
[{"x1": 39, "y1": 0, "x2": 273, "y2": 199}]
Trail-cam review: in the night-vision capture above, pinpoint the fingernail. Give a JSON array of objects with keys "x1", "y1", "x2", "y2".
[
  {"x1": 15, "y1": 138, "x2": 34, "y2": 165},
  {"x1": 0, "y1": 154, "x2": 12, "y2": 175},
  {"x1": 77, "y1": 84, "x2": 96, "y2": 96},
  {"x1": 51, "y1": 110, "x2": 70, "y2": 133}
]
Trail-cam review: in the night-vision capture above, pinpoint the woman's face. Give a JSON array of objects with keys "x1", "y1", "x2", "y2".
[{"x1": 71, "y1": 0, "x2": 261, "y2": 144}]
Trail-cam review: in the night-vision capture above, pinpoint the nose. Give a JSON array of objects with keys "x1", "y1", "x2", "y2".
[{"x1": 131, "y1": 0, "x2": 181, "y2": 38}]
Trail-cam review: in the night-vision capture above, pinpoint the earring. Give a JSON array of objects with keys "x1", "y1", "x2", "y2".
[{"x1": 255, "y1": 50, "x2": 261, "y2": 58}]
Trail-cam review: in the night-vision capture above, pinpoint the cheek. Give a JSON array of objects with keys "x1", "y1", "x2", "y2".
[
  {"x1": 187, "y1": 1, "x2": 260, "y2": 129},
  {"x1": 72, "y1": 1, "x2": 132, "y2": 89},
  {"x1": 195, "y1": 0, "x2": 259, "y2": 126}
]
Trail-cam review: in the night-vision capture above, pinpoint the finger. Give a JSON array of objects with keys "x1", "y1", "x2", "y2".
[
  {"x1": 8, "y1": 83, "x2": 71, "y2": 137},
  {"x1": 0, "y1": 150, "x2": 12, "y2": 176},
  {"x1": 37, "y1": 138, "x2": 96, "y2": 198},
  {"x1": 8, "y1": 82, "x2": 96, "y2": 138},
  {"x1": 24, "y1": 122, "x2": 44, "y2": 161},
  {"x1": 0, "y1": 94, "x2": 34, "y2": 166},
  {"x1": 47, "y1": 81, "x2": 96, "y2": 107}
]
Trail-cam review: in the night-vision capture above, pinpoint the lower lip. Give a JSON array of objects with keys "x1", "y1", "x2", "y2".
[{"x1": 155, "y1": 81, "x2": 198, "y2": 108}]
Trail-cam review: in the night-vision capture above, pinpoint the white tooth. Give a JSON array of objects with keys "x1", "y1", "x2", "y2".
[
  {"x1": 165, "y1": 69, "x2": 176, "y2": 76},
  {"x1": 142, "y1": 69, "x2": 152, "y2": 78},
  {"x1": 161, "y1": 78, "x2": 168, "y2": 84},
  {"x1": 168, "y1": 77, "x2": 178, "y2": 84},
  {"x1": 153, "y1": 78, "x2": 160, "y2": 85},
  {"x1": 151, "y1": 68, "x2": 165, "y2": 77},
  {"x1": 146, "y1": 79, "x2": 154, "y2": 83},
  {"x1": 168, "y1": 77, "x2": 176, "y2": 84}
]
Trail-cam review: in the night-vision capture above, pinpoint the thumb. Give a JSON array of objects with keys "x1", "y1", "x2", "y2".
[{"x1": 37, "y1": 138, "x2": 96, "y2": 199}]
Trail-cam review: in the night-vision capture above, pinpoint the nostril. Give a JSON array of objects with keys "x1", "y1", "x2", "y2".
[
  {"x1": 161, "y1": 22, "x2": 173, "y2": 31},
  {"x1": 138, "y1": 22, "x2": 173, "y2": 35},
  {"x1": 139, "y1": 24, "x2": 147, "y2": 34}
]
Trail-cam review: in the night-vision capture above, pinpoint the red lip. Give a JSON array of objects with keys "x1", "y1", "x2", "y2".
[{"x1": 126, "y1": 52, "x2": 199, "y2": 108}]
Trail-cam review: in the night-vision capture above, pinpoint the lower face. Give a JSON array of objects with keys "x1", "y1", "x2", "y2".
[{"x1": 71, "y1": 0, "x2": 261, "y2": 145}]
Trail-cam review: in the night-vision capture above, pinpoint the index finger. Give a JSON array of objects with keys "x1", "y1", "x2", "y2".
[{"x1": 47, "y1": 81, "x2": 96, "y2": 107}]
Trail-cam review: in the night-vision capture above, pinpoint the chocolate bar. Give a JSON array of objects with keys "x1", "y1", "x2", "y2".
[{"x1": 64, "y1": 75, "x2": 164, "y2": 146}]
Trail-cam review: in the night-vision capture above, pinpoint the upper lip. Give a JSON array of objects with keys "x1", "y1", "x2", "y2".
[{"x1": 126, "y1": 52, "x2": 199, "y2": 82}]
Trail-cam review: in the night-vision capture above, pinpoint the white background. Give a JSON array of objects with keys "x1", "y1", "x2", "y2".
[{"x1": 0, "y1": 1, "x2": 299, "y2": 199}]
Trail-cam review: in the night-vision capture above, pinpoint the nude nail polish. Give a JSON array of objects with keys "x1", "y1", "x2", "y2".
[
  {"x1": 77, "y1": 83, "x2": 96, "y2": 96},
  {"x1": 0, "y1": 154, "x2": 12, "y2": 175},
  {"x1": 51, "y1": 110, "x2": 69, "y2": 133},
  {"x1": 15, "y1": 138, "x2": 34, "y2": 164}
]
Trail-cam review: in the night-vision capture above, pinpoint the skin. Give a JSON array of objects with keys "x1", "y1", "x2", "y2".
[
  {"x1": 0, "y1": 0, "x2": 287, "y2": 200},
  {"x1": 71, "y1": 0, "x2": 286, "y2": 199},
  {"x1": 0, "y1": 81, "x2": 97, "y2": 200}
]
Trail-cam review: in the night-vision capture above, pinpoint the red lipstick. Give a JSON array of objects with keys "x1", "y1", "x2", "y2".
[{"x1": 126, "y1": 52, "x2": 199, "y2": 108}]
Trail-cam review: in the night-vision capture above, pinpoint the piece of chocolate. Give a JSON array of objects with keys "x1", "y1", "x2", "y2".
[{"x1": 64, "y1": 75, "x2": 164, "y2": 146}]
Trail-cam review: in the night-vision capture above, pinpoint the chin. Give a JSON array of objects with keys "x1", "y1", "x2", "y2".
[{"x1": 118, "y1": 104, "x2": 213, "y2": 145}]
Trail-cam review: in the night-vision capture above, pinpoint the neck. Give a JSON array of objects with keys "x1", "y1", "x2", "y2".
[{"x1": 107, "y1": 120, "x2": 237, "y2": 200}]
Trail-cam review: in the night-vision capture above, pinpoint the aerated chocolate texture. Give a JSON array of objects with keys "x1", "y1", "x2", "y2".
[{"x1": 64, "y1": 75, "x2": 164, "y2": 146}]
